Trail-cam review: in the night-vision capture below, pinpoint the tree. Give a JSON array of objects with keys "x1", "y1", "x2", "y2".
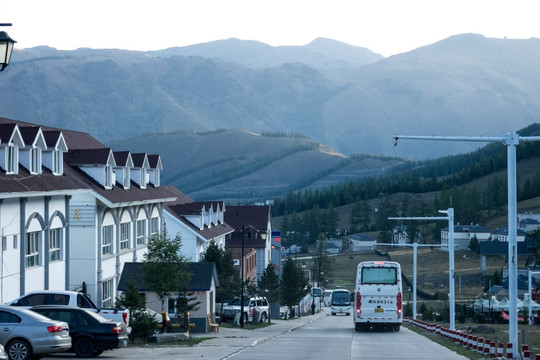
[
  {"x1": 143, "y1": 232, "x2": 189, "y2": 312},
  {"x1": 311, "y1": 233, "x2": 334, "y2": 288},
  {"x1": 115, "y1": 280, "x2": 145, "y2": 329},
  {"x1": 201, "y1": 241, "x2": 241, "y2": 322},
  {"x1": 280, "y1": 257, "x2": 310, "y2": 317},
  {"x1": 258, "y1": 263, "x2": 280, "y2": 323}
]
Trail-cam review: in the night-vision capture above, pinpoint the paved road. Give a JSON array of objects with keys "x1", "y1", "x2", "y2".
[{"x1": 42, "y1": 307, "x2": 467, "y2": 360}]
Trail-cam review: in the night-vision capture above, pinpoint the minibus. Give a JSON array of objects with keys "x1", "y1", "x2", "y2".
[{"x1": 330, "y1": 289, "x2": 351, "y2": 316}]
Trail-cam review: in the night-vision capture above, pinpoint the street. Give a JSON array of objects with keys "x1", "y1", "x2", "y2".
[{"x1": 41, "y1": 307, "x2": 467, "y2": 360}]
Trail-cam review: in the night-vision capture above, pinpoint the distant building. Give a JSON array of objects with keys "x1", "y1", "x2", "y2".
[
  {"x1": 440, "y1": 224, "x2": 491, "y2": 251},
  {"x1": 491, "y1": 227, "x2": 526, "y2": 242},
  {"x1": 392, "y1": 225, "x2": 412, "y2": 244},
  {"x1": 349, "y1": 234, "x2": 376, "y2": 251},
  {"x1": 518, "y1": 213, "x2": 540, "y2": 233}
]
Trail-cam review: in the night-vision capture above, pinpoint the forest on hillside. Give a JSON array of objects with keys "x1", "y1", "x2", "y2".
[{"x1": 273, "y1": 124, "x2": 540, "y2": 253}]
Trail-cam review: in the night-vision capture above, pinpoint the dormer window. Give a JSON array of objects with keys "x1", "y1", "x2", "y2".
[
  {"x1": 52, "y1": 149, "x2": 62, "y2": 175},
  {"x1": 104, "y1": 164, "x2": 113, "y2": 189},
  {"x1": 6, "y1": 144, "x2": 17, "y2": 174},
  {"x1": 30, "y1": 147, "x2": 41, "y2": 174}
]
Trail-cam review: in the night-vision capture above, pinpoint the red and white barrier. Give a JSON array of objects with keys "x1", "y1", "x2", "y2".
[
  {"x1": 489, "y1": 340, "x2": 496, "y2": 358},
  {"x1": 497, "y1": 342, "x2": 504, "y2": 358},
  {"x1": 506, "y1": 342, "x2": 513, "y2": 359},
  {"x1": 483, "y1": 339, "x2": 490, "y2": 356},
  {"x1": 522, "y1": 344, "x2": 529, "y2": 359},
  {"x1": 522, "y1": 349, "x2": 530, "y2": 360},
  {"x1": 477, "y1": 337, "x2": 483, "y2": 353}
]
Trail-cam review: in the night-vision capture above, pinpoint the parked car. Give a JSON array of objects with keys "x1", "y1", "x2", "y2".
[
  {"x1": 0, "y1": 305, "x2": 71, "y2": 360},
  {"x1": 8, "y1": 290, "x2": 130, "y2": 330},
  {"x1": 141, "y1": 308, "x2": 170, "y2": 325},
  {"x1": 30, "y1": 305, "x2": 128, "y2": 358},
  {"x1": 222, "y1": 296, "x2": 269, "y2": 323}
]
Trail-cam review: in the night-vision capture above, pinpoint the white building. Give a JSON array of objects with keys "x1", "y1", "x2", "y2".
[
  {"x1": 440, "y1": 224, "x2": 491, "y2": 251},
  {"x1": 164, "y1": 200, "x2": 234, "y2": 262},
  {"x1": 0, "y1": 117, "x2": 179, "y2": 307}
]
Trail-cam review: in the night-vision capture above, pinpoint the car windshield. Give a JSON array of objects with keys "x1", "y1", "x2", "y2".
[{"x1": 228, "y1": 298, "x2": 249, "y2": 306}]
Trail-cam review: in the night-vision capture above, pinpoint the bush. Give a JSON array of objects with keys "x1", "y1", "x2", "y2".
[{"x1": 130, "y1": 310, "x2": 158, "y2": 341}]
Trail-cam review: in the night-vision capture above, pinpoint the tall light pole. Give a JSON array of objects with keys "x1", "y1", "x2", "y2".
[
  {"x1": 394, "y1": 132, "x2": 540, "y2": 355},
  {"x1": 389, "y1": 208, "x2": 455, "y2": 330},
  {"x1": 240, "y1": 225, "x2": 245, "y2": 328},
  {"x1": 0, "y1": 23, "x2": 16, "y2": 71}
]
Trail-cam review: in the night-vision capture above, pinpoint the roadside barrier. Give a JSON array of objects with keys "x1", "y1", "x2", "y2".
[
  {"x1": 402, "y1": 317, "x2": 539, "y2": 360},
  {"x1": 522, "y1": 344, "x2": 529, "y2": 359},
  {"x1": 506, "y1": 342, "x2": 513, "y2": 359}
]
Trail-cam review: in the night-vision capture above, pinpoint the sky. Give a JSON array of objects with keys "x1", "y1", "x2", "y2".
[{"x1": 3, "y1": 0, "x2": 540, "y2": 57}]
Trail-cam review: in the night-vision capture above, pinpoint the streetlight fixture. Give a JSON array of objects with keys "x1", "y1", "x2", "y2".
[{"x1": 0, "y1": 24, "x2": 16, "y2": 71}]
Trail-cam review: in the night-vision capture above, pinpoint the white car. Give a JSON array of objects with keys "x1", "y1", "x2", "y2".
[{"x1": 222, "y1": 296, "x2": 269, "y2": 323}]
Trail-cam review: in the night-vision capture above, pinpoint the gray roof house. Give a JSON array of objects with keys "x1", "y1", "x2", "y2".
[{"x1": 118, "y1": 261, "x2": 220, "y2": 333}]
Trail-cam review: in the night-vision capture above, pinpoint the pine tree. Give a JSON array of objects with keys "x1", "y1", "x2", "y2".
[
  {"x1": 258, "y1": 263, "x2": 280, "y2": 323},
  {"x1": 280, "y1": 257, "x2": 310, "y2": 317}
]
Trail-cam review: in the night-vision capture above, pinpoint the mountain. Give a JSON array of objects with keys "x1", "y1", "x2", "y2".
[
  {"x1": 109, "y1": 130, "x2": 403, "y2": 202},
  {"x1": 2, "y1": 34, "x2": 540, "y2": 200},
  {"x1": 151, "y1": 37, "x2": 384, "y2": 68}
]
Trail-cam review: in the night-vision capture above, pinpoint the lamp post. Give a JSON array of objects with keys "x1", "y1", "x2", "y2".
[
  {"x1": 0, "y1": 24, "x2": 16, "y2": 71},
  {"x1": 240, "y1": 225, "x2": 245, "y2": 328}
]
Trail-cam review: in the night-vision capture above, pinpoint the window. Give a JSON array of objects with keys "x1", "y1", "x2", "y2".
[
  {"x1": 6, "y1": 144, "x2": 17, "y2": 174},
  {"x1": 136, "y1": 219, "x2": 146, "y2": 246},
  {"x1": 52, "y1": 149, "x2": 62, "y2": 174},
  {"x1": 102, "y1": 225, "x2": 113, "y2": 255},
  {"x1": 150, "y1": 217, "x2": 159, "y2": 237},
  {"x1": 30, "y1": 147, "x2": 41, "y2": 174},
  {"x1": 49, "y1": 228, "x2": 61, "y2": 262},
  {"x1": 102, "y1": 279, "x2": 114, "y2": 308},
  {"x1": 120, "y1": 222, "x2": 130, "y2": 250},
  {"x1": 104, "y1": 165, "x2": 113, "y2": 189},
  {"x1": 25, "y1": 232, "x2": 40, "y2": 268}
]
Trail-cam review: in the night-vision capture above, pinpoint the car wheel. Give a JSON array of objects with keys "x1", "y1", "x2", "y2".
[
  {"x1": 260, "y1": 312, "x2": 268, "y2": 323},
  {"x1": 74, "y1": 338, "x2": 95, "y2": 358},
  {"x1": 7, "y1": 339, "x2": 32, "y2": 360}
]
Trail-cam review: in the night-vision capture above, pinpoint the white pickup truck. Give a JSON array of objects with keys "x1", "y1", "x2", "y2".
[{"x1": 8, "y1": 290, "x2": 130, "y2": 328}]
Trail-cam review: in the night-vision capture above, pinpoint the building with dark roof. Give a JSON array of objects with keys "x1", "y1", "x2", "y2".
[
  {"x1": 164, "y1": 200, "x2": 235, "y2": 262},
  {"x1": 0, "y1": 117, "x2": 180, "y2": 307},
  {"x1": 118, "y1": 261, "x2": 219, "y2": 333},
  {"x1": 224, "y1": 205, "x2": 272, "y2": 282}
]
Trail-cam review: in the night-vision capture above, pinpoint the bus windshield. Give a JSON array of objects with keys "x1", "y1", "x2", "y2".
[
  {"x1": 331, "y1": 291, "x2": 350, "y2": 306},
  {"x1": 361, "y1": 267, "x2": 397, "y2": 284}
]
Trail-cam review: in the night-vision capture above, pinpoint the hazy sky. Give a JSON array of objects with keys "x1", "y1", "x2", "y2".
[{"x1": 3, "y1": 0, "x2": 540, "y2": 57}]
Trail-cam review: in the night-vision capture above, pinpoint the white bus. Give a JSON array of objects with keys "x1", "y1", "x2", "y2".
[
  {"x1": 353, "y1": 261, "x2": 402, "y2": 331},
  {"x1": 330, "y1": 289, "x2": 351, "y2": 316}
]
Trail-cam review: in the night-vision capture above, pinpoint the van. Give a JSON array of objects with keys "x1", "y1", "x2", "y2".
[
  {"x1": 330, "y1": 289, "x2": 351, "y2": 316},
  {"x1": 322, "y1": 290, "x2": 333, "y2": 306},
  {"x1": 353, "y1": 261, "x2": 402, "y2": 331}
]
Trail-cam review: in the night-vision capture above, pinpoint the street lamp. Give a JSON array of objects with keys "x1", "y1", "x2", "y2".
[{"x1": 0, "y1": 24, "x2": 16, "y2": 71}]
